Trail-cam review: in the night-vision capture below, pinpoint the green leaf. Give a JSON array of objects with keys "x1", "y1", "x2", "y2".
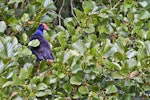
[
  {"x1": 74, "y1": 8, "x2": 84, "y2": 19},
  {"x1": 78, "y1": 86, "x2": 88, "y2": 94},
  {"x1": 0, "y1": 61, "x2": 4, "y2": 74},
  {"x1": 112, "y1": 72, "x2": 125, "y2": 79},
  {"x1": 22, "y1": 33, "x2": 28, "y2": 43},
  {"x1": 126, "y1": 49, "x2": 137, "y2": 58},
  {"x1": 58, "y1": 72, "x2": 65, "y2": 79},
  {"x1": 0, "y1": 21, "x2": 6, "y2": 33},
  {"x1": 57, "y1": 31, "x2": 67, "y2": 48},
  {"x1": 37, "y1": 83, "x2": 48, "y2": 90},
  {"x1": 43, "y1": 0, "x2": 56, "y2": 9},
  {"x1": 55, "y1": 25, "x2": 65, "y2": 31},
  {"x1": 30, "y1": 77, "x2": 41, "y2": 84},
  {"x1": 89, "y1": 91, "x2": 98, "y2": 98},
  {"x1": 67, "y1": 24, "x2": 76, "y2": 35},
  {"x1": 139, "y1": 1, "x2": 148, "y2": 7},
  {"x1": 72, "y1": 40, "x2": 86, "y2": 55},
  {"x1": 63, "y1": 50, "x2": 72, "y2": 63},
  {"x1": 75, "y1": 71, "x2": 84, "y2": 81},
  {"x1": 64, "y1": 83, "x2": 72, "y2": 94},
  {"x1": 40, "y1": 15, "x2": 53, "y2": 22},
  {"x1": 35, "y1": 91, "x2": 47, "y2": 97},
  {"x1": 69, "y1": 50, "x2": 80, "y2": 56},
  {"x1": 98, "y1": 13, "x2": 109, "y2": 18},
  {"x1": 145, "y1": 41, "x2": 150, "y2": 55},
  {"x1": 106, "y1": 85, "x2": 118, "y2": 94},
  {"x1": 104, "y1": 60, "x2": 121, "y2": 70},
  {"x1": 49, "y1": 75, "x2": 57, "y2": 84},
  {"x1": 44, "y1": 0, "x2": 52, "y2": 7},
  {"x1": 2, "y1": 81, "x2": 13, "y2": 88},
  {"x1": 71, "y1": 65, "x2": 82, "y2": 74},
  {"x1": 8, "y1": 17, "x2": 19, "y2": 25},
  {"x1": 70, "y1": 76, "x2": 82, "y2": 85},
  {"x1": 19, "y1": 68, "x2": 29, "y2": 79},
  {"x1": 21, "y1": 13, "x2": 30, "y2": 22},
  {"x1": 15, "y1": 47, "x2": 32, "y2": 56},
  {"x1": 140, "y1": 11, "x2": 150, "y2": 19},
  {"x1": 84, "y1": 27, "x2": 95, "y2": 33},
  {"x1": 28, "y1": 39, "x2": 40, "y2": 47},
  {"x1": 82, "y1": 1, "x2": 96, "y2": 14},
  {"x1": 13, "y1": 74, "x2": 24, "y2": 85},
  {"x1": 98, "y1": 25, "x2": 109, "y2": 34},
  {"x1": 0, "y1": 77, "x2": 7, "y2": 87},
  {"x1": 121, "y1": 93, "x2": 132, "y2": 100}
]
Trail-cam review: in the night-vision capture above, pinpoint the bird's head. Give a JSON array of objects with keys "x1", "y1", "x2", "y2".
[
  {"x1": 41, "y1": 23, "x2": 49, "y2": 30},
  {"x1": 38, "y1": 23, "x2": 49, "y2": 31},
  {"x1": 35, "y1": 23, "x2": 49, "y2": 36}
]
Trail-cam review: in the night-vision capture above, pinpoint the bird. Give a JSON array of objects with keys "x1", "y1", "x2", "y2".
[{"x1": 30, "y1": 23, "x2": 54, "y2": 65}]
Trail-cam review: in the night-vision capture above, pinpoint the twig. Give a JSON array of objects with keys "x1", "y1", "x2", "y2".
[
  {"x1": 70, "y1": 0, "x2": 80, "y2": 25},
  {"x1": 109, "y1": 0, "x2": 112, "y2": 9},
  {"x1": 58, "y1": 0, "x2": 65, "y2": 25},
  {"x1": 49, "y1": 9, "x2": 64, "y2": 20},
  {"x1": 111, "y1": 0, "x2": 122, "y2": 10}
]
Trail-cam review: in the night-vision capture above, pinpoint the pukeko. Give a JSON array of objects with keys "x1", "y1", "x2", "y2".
[{"x1": 30, "y1": 23, "x2": 54, "y2": 64}]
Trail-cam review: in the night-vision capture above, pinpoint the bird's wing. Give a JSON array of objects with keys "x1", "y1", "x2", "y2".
[{"x1": 30, "y1": 34, "x2": 54, "y2": 61}]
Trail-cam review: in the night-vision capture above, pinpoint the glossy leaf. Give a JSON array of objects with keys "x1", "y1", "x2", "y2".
[
  {"x1": 37, "y1": 83, "x2": 48, "y2": 90},
  {"x1": 28, "y1": 39, "x2": 40, "y2": 47},
  {"x1": 21, "y1": 13, "x2": 30, "y2": 22},
  {"x1": 0, "y1": 21, "x2": 6, "y2": 33},
  {"x1": 78, "y1": 86, "x2": 88, "y2": 94},
  {"x1": 106, "y1": 85, "x2": 118, "y2": 94},
  {"x1": 70, "y1": 76, "x2": 82, "y2": 85}
]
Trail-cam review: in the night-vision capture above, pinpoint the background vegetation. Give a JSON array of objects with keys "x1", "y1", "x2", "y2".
[{"x1": 0, "y1": 0, "x2": 150, "y2": 99}]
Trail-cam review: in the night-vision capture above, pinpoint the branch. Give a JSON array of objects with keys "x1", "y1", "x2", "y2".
[
  {"x1": 70, "y1": 0, "x2": 80, "y2": 25},
  {"x1": 109, "y1": 0, "x2": 112, "y2": 9},
  {"x1": 49, "y1": 9, "x2": 64, "y2": 20},
  {"x1": 111, "y1": 0, "x2": 122, "y2": 10},
  {"x1": 58, "y1": 0, "x2": 65, "y2": 25}
]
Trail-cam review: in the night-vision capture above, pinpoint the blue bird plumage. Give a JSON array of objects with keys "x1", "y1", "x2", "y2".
[{"x1": 30, "y1": 23, "x2": 54, "y2": 62}]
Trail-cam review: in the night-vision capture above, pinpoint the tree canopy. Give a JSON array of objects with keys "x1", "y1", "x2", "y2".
[{"x1": 0, "y1": 0, "x2": 150, "y2": 99}]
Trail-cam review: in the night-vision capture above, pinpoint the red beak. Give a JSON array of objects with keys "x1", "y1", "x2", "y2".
[{"x1": 42, "y1": 23, "x2": 49, "y2": 30}]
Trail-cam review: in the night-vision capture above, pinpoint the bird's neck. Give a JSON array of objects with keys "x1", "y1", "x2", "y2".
[{"x1": 35, "y1": 29, "x2": 43, "y2": 37}]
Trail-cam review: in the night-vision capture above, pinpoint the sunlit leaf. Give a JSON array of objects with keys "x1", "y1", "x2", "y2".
[
  {"x1": 37, "y1": 83, "x2": 48, "y2": 90},
  {"x1": 28, "y1": 39, "x2": 40, "y2": 47},
  {"x1": 72, "y1": 40, "x2": 86, "y2": 55},
  {"x1": 78, "y1": 86, "x2": 88, "y2": 94},
  {"x1": 70, "y1": 76, "x2": 82, "y2": 85},
  {"x1": 21, "y1": 13, "x2": 30, "y2": 22},
  {"x1": 139, "y1": 1, "x2": 148, "y2": 7},
  {"x1": 106, "y1": 85, "x2": 118, "y2": 94},
  {"x1": 64, "y1": 83, "x2": 72, "y2": 94},
  {"x1": 0, "y1": 21, "x2": 6, "y2": 33},
  {"x1": 2, "y1": 81, "x2": 13, "y2": 88},
  {"x1": 19, "y1": 68, "x2": 29, "y2": 79},
  {"x1": 140, "y1": 11, "x2": 150, "y2": 19},
  {"x1": 0, "y1": 61, "x2": 4, "y2": 74}
]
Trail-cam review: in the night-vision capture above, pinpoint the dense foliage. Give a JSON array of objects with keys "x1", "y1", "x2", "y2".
[{"x1": 0, "y1": 0, "x2": 150, "y2": 99}]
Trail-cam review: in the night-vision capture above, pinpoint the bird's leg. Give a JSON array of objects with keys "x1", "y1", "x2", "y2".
[{"x1": 47, "y1": 59, "x2": 54, "y2": 65}]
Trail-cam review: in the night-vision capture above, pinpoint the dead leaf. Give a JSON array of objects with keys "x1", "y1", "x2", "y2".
[{"x1": 129, "y1": 71, "x2": 139, "y2": 78}]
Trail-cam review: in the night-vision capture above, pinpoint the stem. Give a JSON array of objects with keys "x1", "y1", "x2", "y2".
[
  {"x1": 111, "y1": 0, "x2": 122, "y2": 10},
  {"x1": 58, "y1": 0, "x2": 65, "y2": 25},
  {"x1": 49, "y1": 9, "x2": 64, "y2": 20},
  {"x1": 70, "y1": 0, "x2": 80, "y2": 25}
]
